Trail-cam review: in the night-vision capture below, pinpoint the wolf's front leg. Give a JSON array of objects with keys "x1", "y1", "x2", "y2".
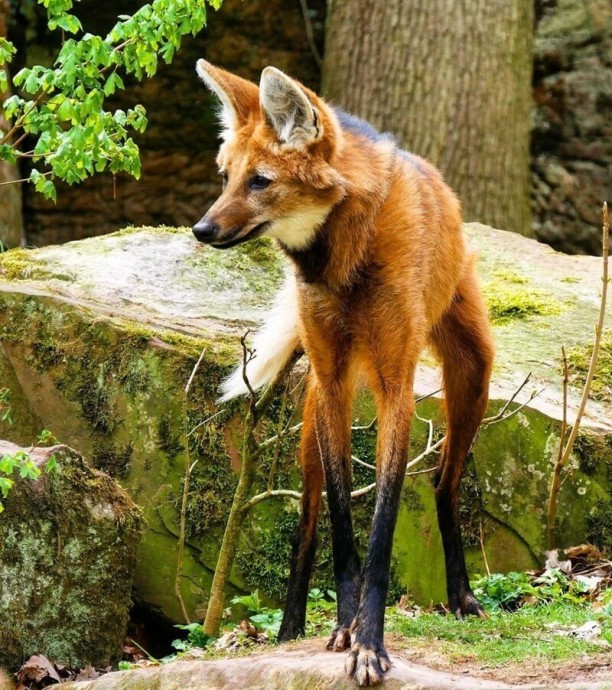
[
  {"x1": 346, "y1": 391, "x2": 414, "y2": 686},
  {"x1": 309, "y1": 378, "x2": 362, "y2": 652}
]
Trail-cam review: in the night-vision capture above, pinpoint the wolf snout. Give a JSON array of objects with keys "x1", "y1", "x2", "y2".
[{"x1": 192, "y1": 220, "x2": 219, "y2": 243}]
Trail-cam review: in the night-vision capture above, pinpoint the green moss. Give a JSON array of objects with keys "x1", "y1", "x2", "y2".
[
  {"x1": 560, "y1": 276, "x2": 581, "y2": 284},
  {"x1": 491, "y1": 269, "x2": 529, "y2": 285},
  {"x1": 0, "y1": 248, "x2": 65, "y2": 281},
  {"x1": 186, "y1": 236, "x2": 284, "y2": 298},
  {"x1": 573, "y1": 432, "x2": 610, "y2": 475},
  {"x1": 113, "y1": 225, "x2": 187, "y2": 237},
  {"x1": 483, "y1": 282, "x2": 563, "y2": 325},
  {"x1": 157, "y1": 416, "x2": 184, "y2": 457},
  {"x1": 236, "y1": 510, "x2": 296, "y2": 599},
  {"x1": 184, "y1": 408, "x2": 237, "y2": 538},
  {"x1": 459, "y1": 459, "x2": 486, "y2": 549},
  {"x1": 0, "y1": 447, "x2": 143, "y2": 670},
  {"x1": 566, "y1": 329, "x2": 612, "y2": 403},
  {"x1": 586, "y1": 498, "x2": 612, "y2": 556},
  {"x1": 91, "y1": 438, "x2": 134, "y2": 478}
]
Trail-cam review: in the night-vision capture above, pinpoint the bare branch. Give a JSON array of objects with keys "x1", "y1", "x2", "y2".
[
  {"x1": 352, "y1": 454, "x2": 375, "y2": 471},
  {"x1": 482, "y1": 373, "x2": 532, "y2": 424},
  {"x1": 415, "y1": 387, "x2": 443, "y2": 403},
  {"x1": 351, "y1": 417, "x2": 377, "y2": 431},
  {"x1": 267, "y1": 380, "x2": 290, "y2": 493},
  {"x1": 241, "y1": 488, "x2": 302, "y2": 512},
  {"x1": 483, "y1": 388, "x2": 544, "y2": 427},
  {"x1": 257, "y1": 421, "x2": 303, "y2": 454}
]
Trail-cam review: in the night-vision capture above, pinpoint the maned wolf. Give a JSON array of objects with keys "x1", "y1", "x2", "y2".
[{"x1": 193, "y1": 61, "x2": 494, "y2": 686}]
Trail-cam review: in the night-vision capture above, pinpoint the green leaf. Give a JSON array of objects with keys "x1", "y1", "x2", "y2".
[
  {"x1": 103, "y1": 72, "x2": 124, "y2": 96},
  {"x1": 0, "y1": 145, "x2": 17, "y2": 165},
  {"x1": 45, "y1": 455, "x2": 58, "y2": 474}
]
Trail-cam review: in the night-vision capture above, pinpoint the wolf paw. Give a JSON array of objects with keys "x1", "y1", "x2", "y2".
[
  {"x1": 326, "y1": 625, "x2": 352, "y2": 652},
  {"x1": 345, "y1": 641, "x2": 391, "y2": 687},
  {"x1": 452, "y1": 591, "x2": 487, "y2": 620}
]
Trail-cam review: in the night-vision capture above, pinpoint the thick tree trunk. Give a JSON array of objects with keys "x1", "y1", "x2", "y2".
[
  {"x1": 323, "y1": 0, "x2": 534, "y2": 236},
  {"x1": 0, "y1": 0, "x2": 24, "y2": 249}
]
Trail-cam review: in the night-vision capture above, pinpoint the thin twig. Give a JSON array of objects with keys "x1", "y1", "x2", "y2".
[
  {"x1": 482, "y1": 373, "x2": 532, "y2": 424},
  {"x1": 241, "y1": 488, "x2": 303, "y2": 512},
  {"x1": 479, "y1": 520, "x2": 491, "y2": 577},
  {"x1": 188, "y1": 408, "x2": 225, "y2": 437},
  {"x1": 547, "y1": 202, "x2": 609, "y2": 548},
  {"x1": 560, "y1": 202, "x2": 608, "y2": 462},
  {"x1": 297, "y1": 0, "x2": 322, "y2": 68},
  {"x1": 175, "y1": 347, "x2": 207, "y2": 624},
  {"x1": 415, "y1": 387, "x2": 443, "y2": 403},
  {"x1": 267, "y1": 380, "x2": 290, "y2": 492}
]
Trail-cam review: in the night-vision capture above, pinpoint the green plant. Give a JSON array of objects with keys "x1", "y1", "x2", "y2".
[
  {"x1": 231, "y1": 590, "x2": 284, "y2": 636},
  {"x1": 0, "y1": 388, "x2": 59, "y2": 511},
  {"x1": 171, "y1": 622, "x2": 215, "y2": 652},
  {"x1": 0, "y1": 0, "x2": 222, "y2": 199},
  {"x1": 473, "y1": 569, "x2": 597, "y2": 612},
  {"x1": 305, "y1": 588, "x2": 337, "y2": 637}
]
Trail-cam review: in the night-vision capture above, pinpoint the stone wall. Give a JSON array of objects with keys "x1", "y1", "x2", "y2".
[
  {"x1": 532, "y1": 0, "x2": 611, "y2": 254},
  {"x1": 18, "y1": 0, "x2": 325, "y2": 247}
]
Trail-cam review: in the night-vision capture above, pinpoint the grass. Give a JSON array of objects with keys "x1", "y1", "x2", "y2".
[
  {"x1": 386, "y1": 600, "x2": 611, "y2": 667},
  {"x1": 126, "y1": 576, "x2": 612, "y2": 680}
]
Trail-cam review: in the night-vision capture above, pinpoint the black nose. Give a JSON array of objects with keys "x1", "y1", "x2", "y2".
[{"x1": 192, "y1": 220, "x2": 219, "y2": 243}]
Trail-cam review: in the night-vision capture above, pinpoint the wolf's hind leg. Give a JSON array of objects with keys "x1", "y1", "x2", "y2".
[
  {"x1": 278, "y1": 386, "x2": 324, "y2": 642},
  {"x1": 429, "y1": 272, "x2": 494, "y2": 618}
]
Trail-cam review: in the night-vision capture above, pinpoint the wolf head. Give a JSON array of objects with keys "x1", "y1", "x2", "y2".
[{"x1": 192, "y1": 62, "x2": 345, "y2": 251}]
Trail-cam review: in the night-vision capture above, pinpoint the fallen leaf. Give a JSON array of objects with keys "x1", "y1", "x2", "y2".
[
  {"x1": 75, "y1": 665, "x2": 99, "y2": 682},
  {"x1": 15, "y1": 655, "x2": 61, "y2": 689}
]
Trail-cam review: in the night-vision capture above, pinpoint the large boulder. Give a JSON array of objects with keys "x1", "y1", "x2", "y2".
[
  {"x1": 0, "y1": 442, "x2": 143, "y2": 671},
  {"x1": 0, "y1": 224, "x2": 609, "y2": 621}
]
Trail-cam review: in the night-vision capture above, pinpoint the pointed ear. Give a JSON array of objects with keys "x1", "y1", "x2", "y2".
[
  {"x1": 259, "y1": 66, "x2": 322, "y2": 147},
  {"x1": 196, "y1": 60, "x2": 259, "y2": 135}
]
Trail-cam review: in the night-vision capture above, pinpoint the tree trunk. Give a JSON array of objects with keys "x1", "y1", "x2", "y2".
[
  {"x1": 322, "y1": 0, "x2": 534, "y2": 236},
  {"x1": 0, "y1": 0, "x2": 24, "y2": 249}
]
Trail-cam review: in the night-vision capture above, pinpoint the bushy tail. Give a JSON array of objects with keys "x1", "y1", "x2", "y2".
[{"x1": 217, "y1": 274, "x2": 300, "y2": 403}]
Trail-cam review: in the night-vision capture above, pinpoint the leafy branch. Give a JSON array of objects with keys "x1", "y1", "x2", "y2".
[{"x1": 0, "y1": 0, "x2": 222, "y2": 200}]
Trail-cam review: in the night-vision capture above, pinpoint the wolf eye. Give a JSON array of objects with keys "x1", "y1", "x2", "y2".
[{"x1": 249, "y1": 174, "x2": 272, "y2": 191}]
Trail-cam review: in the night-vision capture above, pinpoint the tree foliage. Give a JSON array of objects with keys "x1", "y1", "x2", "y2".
[{"x1": 0, "y1": 0, "x2": 222, "y2": 200}]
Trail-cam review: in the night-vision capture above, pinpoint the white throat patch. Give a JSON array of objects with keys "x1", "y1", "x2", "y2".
[{"x1": 265, "y1": 205, "x2": 330, "y2": 250}]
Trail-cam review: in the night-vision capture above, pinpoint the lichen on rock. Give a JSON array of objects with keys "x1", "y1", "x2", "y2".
[{"x1": 0, "y1": 442, "x2": 143, "y2": 671}]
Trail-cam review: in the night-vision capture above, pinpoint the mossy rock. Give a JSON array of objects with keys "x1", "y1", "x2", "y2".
[
  {"x1": 0, "y1": 442, "x2": 143, "y2": 671},
  {"x1": 0, "y1": 224, "x2": 610, "y2": 621}
]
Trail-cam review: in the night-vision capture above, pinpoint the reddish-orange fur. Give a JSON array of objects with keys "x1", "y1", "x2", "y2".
[{"x1": 194, "y1": 62, "x2": 495, "y2": 687}]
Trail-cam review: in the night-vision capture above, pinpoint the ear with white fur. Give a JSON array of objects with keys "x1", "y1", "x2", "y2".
[
  {"x1": 196, "y1": 59, "x2": 259, "y2": 136},
  {"x1": 259, "y1": 66, "x2": 322, "y2": 147}
]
